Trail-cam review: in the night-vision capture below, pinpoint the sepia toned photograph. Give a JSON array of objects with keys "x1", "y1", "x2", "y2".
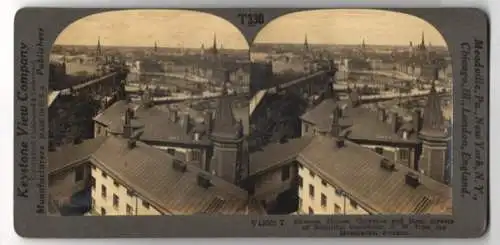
[
  {"x1": 47, "y1": 9, "x2": 452, "y2": 217},
  {"x1": 48, "y1": 9, "x2": 258, "y2": 216},
  {"x1": 248, "y1": 9, "x2": 452, "y2": 215}
]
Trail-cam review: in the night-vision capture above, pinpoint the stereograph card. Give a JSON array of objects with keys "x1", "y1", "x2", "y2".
[{"x1": 13, "y1": 7, "x2": 489, "y2": 238}]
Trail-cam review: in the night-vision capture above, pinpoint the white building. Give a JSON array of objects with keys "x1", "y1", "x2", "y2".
[{"x1": 48, "y1": 135, "x2": 266, "y2": 216}]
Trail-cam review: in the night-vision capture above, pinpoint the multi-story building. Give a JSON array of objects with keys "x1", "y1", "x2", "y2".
[{"x1": 48, "y1": 134, "x2": 265, "y2": 215}]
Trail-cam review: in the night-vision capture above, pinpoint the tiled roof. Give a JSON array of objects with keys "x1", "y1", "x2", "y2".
[
  {"x1": 297, "y1": 135, "x2": 451, "y2": 214},
  {"x1": 301, "y1": 100, "x2": 419, "y2": 144},
  {"x1": 345, "y1": 108, "x2": 419, "y2": 144},
  {"x1": 249, "y1": 137, "x2": 313, "y2": 176},
  {"x1": 48, "y1": 136, "x2": 107, "y2": 173},
  {"x1": 94, "y1": 101, "x2": 212, "y2": 146},
  {"x1": 49, "y1": 135, "x2": 265, "y2": 215},
  {"x1": 300, "y1": 99, "x2": 352, "y2": 131}
]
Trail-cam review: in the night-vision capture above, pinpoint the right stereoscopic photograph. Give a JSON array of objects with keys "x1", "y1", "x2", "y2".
[{"x1": 248, "y1": 9, "x2": 452, "y2": 215}]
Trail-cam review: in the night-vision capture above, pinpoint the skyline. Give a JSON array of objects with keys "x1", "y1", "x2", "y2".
[
  {"x1": 54, "y1": 9, "x2": 448, "y2": 50},
  {"x1": 54, "y1": 10, "x2": 250, "y2": 50},
  {"x1": 254, "y1": 9, "x2": 448, "y2": 47}
]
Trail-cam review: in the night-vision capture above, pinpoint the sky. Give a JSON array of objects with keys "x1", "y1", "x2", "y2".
[
  {"x1": 54, "y1": 9, "x2": 448, "y2": 49},
  {"x1": 54, "y1": 10, "x2": 250, "y2": 50},
  {"x1": 254, "y1": 9, "x2": 448, "y2": 47}
]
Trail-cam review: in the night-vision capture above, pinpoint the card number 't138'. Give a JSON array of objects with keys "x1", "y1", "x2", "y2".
[{"x1": 238, "y1": 13, "x2": 265, "y2": 27}]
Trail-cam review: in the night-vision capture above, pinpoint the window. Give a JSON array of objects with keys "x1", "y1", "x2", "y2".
[
  {"x1": 297, "y1": 176, "x2": 303, "y2": 188},
  {"x1": 308, "y1": 207, "x2": 314, "y2": 215},
  {"x1": 309, "y1": 184, "x2": 315, "y2": 198},
  {"x1": 399, "y1": 149, "x2": 409, "y2": 161},
  {"x1": 113, "y1": 194, "x2": 119, "y2": 208},
  {"x1": 350, "y1": 200, "x2": 358, "y2": 209},
  {"x1": 101, "y1": 185, "x2": 107, "y2": 199},
  {"x1": 321, "y1": 193, "x2": 327, "y2": 207},
  {"x1": 113, "y1": 180, "x2": 119, "y2": 187},
  {"x1": 74, "y1": 166, "x2": 84, "y2": 182},
  {"x1": 101, "y1": 207, "x2": 106, "y2": 216},
  {"x1": 335, "y1": 188, "x2": 343, "y2": 197},
  {"x1": 126, "y1": 204, "x2": 134, "y2": 215},
  {"x1": 334, "y1": 204, "x2": 342, "y2": 214},
  {"x1": 375, "y1": 147, "x2": 384, "y2": 155},
  {"x1": 192, "y1": 150, "x2": 202, "y2": 161},
  {"x1": 142, "y1": 200, "x2": 150, "y2": 209},
  {"x1": 309, "y1": 170, "x2": 315, "y2": 178},
  {"x1": 127, "y1": 189, "x2": 134, "y2": 197},
  {"x1": 281, "y1": 166, "x2": 290, "y2": 181},
  {"x1": 90, "y1": 176, "x2": 96, "y2": 189},
  {"x1": 102, "y1": 172, "x2": 107, "y2": 178},
  {"x1": 321, "y1": 179, "x2": 327, "y2": 186}
]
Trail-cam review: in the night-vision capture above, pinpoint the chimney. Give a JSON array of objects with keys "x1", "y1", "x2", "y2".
[
  {"x1": 127, "y1": 138, "x2": 137, "y2": 149},
  {"x1": 204, "y1": 111, "x2": 212, "y2": 133},
  {"x1": 123, "y1": 108, "x2": 133, "y2": 139},
  {"x1": 181, "y1": 113, "x2": 190, "y2": 133},
  {"x1": 380, "y1": 159, "x2": 395, "y2": 171},
  {"x1": 197, "y1": 173, "x2": 212, "y2": 189},
  {"x1": 405, "y1": 172, "x2": 420, "y2": 188},
  {"x1": 330, "y1": 107, "x2": 341, "y2": 137},
  {"x1": 170, "y1": 110, "x2": 178, "y2": 123},
  {"x1": 224, "y1": 70, "x2": 231, "y2": 83},
  {"x1": 377, "y1": 108, "x2": 386, "y2": 122},
  {"x1": 73, "y1": 136, "x2": 83, "y2": 145},
  {"x1": 335, "y1": 136, "x2": 345, "y2": 148},
  {"x1": 391, "y1": 112, "x2": 399, "y2": 133},
  {"x1": 48, "y1": 141, "x2": 56, "y2": 152},
  {"x1": 172, "y1": 159, "x2": 187, "y2": 172},
  {"x1": 413, "y1": 109, "x2": 421, "y2": 131}
]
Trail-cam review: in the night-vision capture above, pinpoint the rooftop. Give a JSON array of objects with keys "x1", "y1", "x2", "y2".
[
  {"x1": 297, "y1": 135, "x2": 451, "y2": 214},
  {"x1": 301, "y1": 99, "x2": 420, "y2": 144},
  {"x1": 248, "y1": 134, "x2": 451, "y2": 214},
  {"x1": 94, "y1": 100, "x2": 212, "y2": 146},
  {"x1": 49, "y1": 136, "x2": 265, "y2": 215}
]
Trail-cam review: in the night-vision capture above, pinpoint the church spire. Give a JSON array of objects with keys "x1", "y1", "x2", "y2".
[
  {"x1": 96, "y1": 36, "x2": 102, "y2": 57},
  {"x1": 154, "y1": 40, "x2": 158, "y2": 52},
  {"x1": 362, "y1": 38, "x2": 366, "y2": 49},
  {"x1": 212, "y1": 33, "x2": 218, "y2": 54},
  {"x1": 304, "y1": 33, "x2": 309, "y2": 51},
  {"x1": 420, "y1": 31, "x2": 426, "y2": 49},
  {"x1": 421, "y1": 81, "x2": 444, "y2": 133}
]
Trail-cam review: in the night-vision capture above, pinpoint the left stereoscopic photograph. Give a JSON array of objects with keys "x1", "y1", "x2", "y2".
[{"x1": 48, "y1": 9, "x2": 258, "y2": 216}]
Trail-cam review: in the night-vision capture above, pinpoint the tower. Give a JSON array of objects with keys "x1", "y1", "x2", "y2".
[
  {"x1": 200, "y1": 43, "x2": 205, "y2": 57},
  {"x1": 209, "y1": 70, "x2": 245, "y2": 185},
  {"x1": 409, "y1": 41, "x2": 414, "y2": 57},
  {"x1": 96, "y1": 36, "x2": 102, "y2": 57},
  {"x1": 154, "y1": 41, "x2": 158, "y2": 53},
  {"x1": 304, "y1": 33, "x2": 309, "y2": 52},
  {"x1": 95, "y1": 36, "x2": 103, "y2": 63},
  {"x1": 362, "y1": 38, "x2": 366, "y2": 50},
  {"x1": 330, "y1": 105, "x2": 342, "y2": 137},
  {"x1": 418, "y1": 81, "x2": 450, "y2": 184},
  {"x1": 212, "y1": 33, "x2": 218, "y2": 55},
  {"x1": 420, "y1": 31, "x2": 426, "y2": 50}
]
